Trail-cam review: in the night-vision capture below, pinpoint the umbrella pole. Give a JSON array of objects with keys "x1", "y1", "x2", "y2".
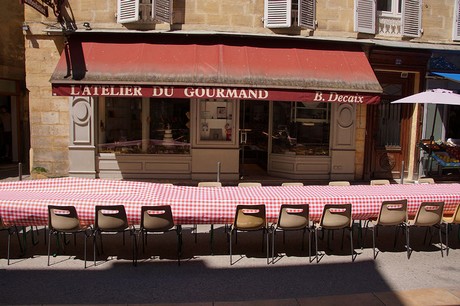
[{"x1": 427, "y1": 104, "x2": 438, "y2": 177}]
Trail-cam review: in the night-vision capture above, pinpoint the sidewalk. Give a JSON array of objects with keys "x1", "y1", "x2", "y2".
[{"x1": 1, "y1": 223, "x2": 459, "y2": 305}]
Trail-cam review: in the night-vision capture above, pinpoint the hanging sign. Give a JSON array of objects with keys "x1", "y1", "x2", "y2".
[{"x1": 21, "y1": 0, "x2": 49, "y2": 17}]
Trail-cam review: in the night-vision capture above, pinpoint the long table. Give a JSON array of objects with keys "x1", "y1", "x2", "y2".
[{"x1": 0, "y1": 177, "x2": 459, "y2": 226}]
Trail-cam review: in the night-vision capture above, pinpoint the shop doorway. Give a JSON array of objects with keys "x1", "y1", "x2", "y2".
[
  {"x1": 365, "y1": 71, "x2": 415, "y2": 180},
  {"x1": 239, "y1": 100, "x2": 269, "y2": 179}
]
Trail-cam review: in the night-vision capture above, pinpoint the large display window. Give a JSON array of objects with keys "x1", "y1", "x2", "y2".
[
  {"x1": 197, "y1": 99, "x2": 235, "y2": 144},
  {"x1": 99, "y1": 97, "x2": 190, "y2": 154},
  {"x1": 272, "y1": 101, "x2": 330, "y2": 156}
]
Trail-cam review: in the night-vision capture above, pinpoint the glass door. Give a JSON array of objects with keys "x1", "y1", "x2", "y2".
[{"x1": 239, "y1": 100, "x2": 269, "y2": 179}]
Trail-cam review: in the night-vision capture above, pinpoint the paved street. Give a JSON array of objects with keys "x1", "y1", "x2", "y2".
[{"x1": 1, "y1": 223, "x2": 460, "y2": 305}]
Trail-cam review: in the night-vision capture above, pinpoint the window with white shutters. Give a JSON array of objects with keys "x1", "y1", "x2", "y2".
[
  {"x1": 354, "y1": 0, "x2": 376, "y2": 34},
  {"x1": 298, "y1": 0, "x2": 316, "y2": 29},
  {"x1": 264, "y1": 0, "x2": 292, "y2": 28},
  {"x1": 117, "y1": 0, "x2": 140, "y2": 23},
  {"x1": 153, "y1": 0, "x2": 173, "y2": 24},
  {"x1": 264, "y1": 0, "x2": 315, "y2": 29},
  {"x1": 117, "y1": 0, "x2": 173, "y2": 24},
  {"x1": 453, "y1": 0, "x2": 460, "y2": 41},
  {"x1": 401, "y1": 0, "x2": 421, "y2": 37}
]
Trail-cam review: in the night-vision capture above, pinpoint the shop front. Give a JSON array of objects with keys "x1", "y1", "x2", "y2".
[
  {"x1": 420, "y1": 52, "x2": 460, "y2": 178},
  {"x1": 51, "y1": 34, "x2": 381, "y2": 181}
]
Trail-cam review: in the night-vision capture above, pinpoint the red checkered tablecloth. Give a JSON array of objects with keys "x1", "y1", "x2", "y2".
[{"x1": 0, "y1": 177, "x2": 459, "y2": 226}]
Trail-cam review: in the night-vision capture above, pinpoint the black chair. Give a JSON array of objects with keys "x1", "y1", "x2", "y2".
[
  {"x1": 93, "y1": 205, "x2": 137, "y2": 266},
  {"x1": 47, "y1": 205, "x2": 91, "y2": 267},
  {"x1": 139, "y1": 205, "x2": 182, "y2": 265}
]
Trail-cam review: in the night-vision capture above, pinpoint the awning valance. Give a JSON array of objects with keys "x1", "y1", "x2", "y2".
[
  {"x1": 432, "y1": 72, "x2": 460, "y2": 83},
  {"x1": 50, "y1": 35, "x2": 382, "y2": 104}
]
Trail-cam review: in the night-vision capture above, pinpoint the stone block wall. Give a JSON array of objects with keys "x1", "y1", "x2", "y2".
[
  {"x1": 21, "y1": 0, "x2": 460, "y2": 177},
  {"x1": 0, "y1": 2, "x2": 24, "y2": 79}
]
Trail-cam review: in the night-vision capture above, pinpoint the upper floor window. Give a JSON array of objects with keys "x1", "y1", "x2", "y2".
[
  {"x1": 377, "y1": 0, "x2": 402, "y2": 16},
  {"x1": 355, "y1": 0, "x2": 421, "y2": 37},
  {"x1": 117, "y1": 0, "x2": 173, "y2": 24},
  {"x1": 264, "y1": 0, "x2": 316, "y2": 30},
  {"x1": 454, "y1": 0, "x2": 460, "y2": 41}
]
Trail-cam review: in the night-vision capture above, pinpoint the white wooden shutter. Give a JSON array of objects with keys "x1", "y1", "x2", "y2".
[
  {"x1": 298, "y1": 0, "x2": 315, "y2": 29},
  {"x1": 264, "y1": 0, "x2": 292, "y2": 28},
  {"x1": 402, "y1": 0, "x2": 422, "y2": 37},
  {"x1": 117, "y1": 0, "x2": 140, "y2": 23},
  {"x1": 153, "y1": 0, "x2": 173, "y2": 24},
  {"x1": 453, "y1": 0, "x2": 460, "y2": 41},
  {"x1": 354, "y1": 0, "x2": 376, "y2": 34}
]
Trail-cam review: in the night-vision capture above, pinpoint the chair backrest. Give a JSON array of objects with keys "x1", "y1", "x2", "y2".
[
  {"x1": 377, "y1": 200, "x2": 408, "y2": 226},
  {"x1": 277, "y1": 204, "x2": 309, "y2": 230},
  {"x1": 95, "y1": 205, "x2": 129, "y2": 231},
  {"x1": 238, "y1": 182, "x2": 262, "y2": 187},
  {"x1": 48, "y1": 205, "x2": 81, "y2": 231},
  {"x1": 370, "y1": 179, "x2": 390, "y2": 186},
  {"x1": 418, "y1": 177, "x2": 435, "y2": 184},
  {"x1": 452, "y1": 204, "x2": 460, "y2": 224},
  {"x1": 141, "y1": 205, "x2": 174, "y2": 231},
  {"x1": 328, "y1": 181, "x2": 350, "y2": 186},
  {"x1": 281, "y1": 182, "x2": 304, "y2": 186},
  {"x1": 413, "y1": 202, "x2": 444, "y2": 226},
  {"x1": 320, "y1": 204, "x2": 352, "y2": 230},
  {"x1": 198, "y1": 181, "x2": 222, "y2": 187},
  {"x1": 233, "y1": 204, "x2": 266, "y2": 231}
]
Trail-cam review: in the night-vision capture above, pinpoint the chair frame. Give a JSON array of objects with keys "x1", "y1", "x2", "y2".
[
  {"x1": 93, "y1": 205, "x2": 137, "y2": 266},
  {"x1": 328, "y1": 181, "x2": 351, "y2": 186},
  {"x1": 281, "y1": 182, "x2": 304, "y2": 186},
  {"x1": 139, "y1": 205, "x2": 182, "y2": 265},
  {"x1": 197, "y1": 181, "x2": 222, "y2": 253},
  {"x1": 237, "y1": 182, "x2": 262, "y2": 187},
  {"x1": 443, "y1": 203, "x2": 460, "y2": 256},
  {"x1": 47, "y1": 205, "x2": 91, "y2": 268},
  {"x1": 407, "y1": 201, "x2": 445, "y2": 259},
  {"x1": 0, "y1": 216, "x2": 22, "y2": 265},
  {"x1": 271, "y1": 204, "x2": 314, "y2": 263},
  {"x1": 369, "y1": 200, "x2": 408, "y2": 259},
  {"x1": 370, "y1": 179, "x2": 390, "y2": 186},
  {"x1": 229, "y1": 204, "x2": 269, "y2": 265},
  {"x1": 315, "y1": 204, "x2": 355, "y2": 262},
  {"x1": 417, "y1": 177, "x2": 435, "y2": 184}
]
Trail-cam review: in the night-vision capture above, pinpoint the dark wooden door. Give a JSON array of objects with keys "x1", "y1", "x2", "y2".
[{"x1": 365, "y1": 71, "x2": 414, "y2": 180}]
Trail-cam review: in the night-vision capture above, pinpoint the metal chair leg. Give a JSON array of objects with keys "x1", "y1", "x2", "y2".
[{"x1": 350, "y1": 228, "x2": 354, "y2": 262}]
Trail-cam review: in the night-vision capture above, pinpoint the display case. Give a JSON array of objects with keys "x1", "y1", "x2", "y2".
[
  {"x1": 272, "y1": 101, "x2": 330, "y2": 156},
  {"x1": 292, "y1": 102, "x2": 330, "y2": 124},
  {"x1": 198, "y1": 99, "x2": 235, "y2": 143},
  {"x1": 419, "y1": 139, "x2": 460, "y2": 170}
]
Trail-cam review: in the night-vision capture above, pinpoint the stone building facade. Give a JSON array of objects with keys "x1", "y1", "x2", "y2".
[{"x1": 19, "y1": 0, "x2": 460, "y2": 181}]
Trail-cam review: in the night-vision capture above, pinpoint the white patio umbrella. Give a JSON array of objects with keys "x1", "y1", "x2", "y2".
[
  {"x1": 390, "y1": 88, "x2": 460, "y2": 106},
  {"x1": 391, "y1": 88, "x2": 460, "y2": 177},
  {"x1": 391, "y1": 88, "x2": 460, "y2": 139}
]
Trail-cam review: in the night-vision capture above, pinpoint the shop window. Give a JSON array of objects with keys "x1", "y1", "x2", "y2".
[
  {"x1": 99, "y1": 97, "x2": 190, "y2": 154},
  {"x1": 447, "y1": 106, "x2": 460, "y2": 140},
  {"x1": 264, "y1": 0, "x2": 316, "y2": 30},
  {"x1": 117, "y1": 0, "x2": 173, "y2": 24},
  {"x1": 149, "y1": 99, "x2": 190, "y2": 153},
  {"x1": 272, "y1": 101, "x2": 330, "y2": 156},
  {"x1": 198, "y1": 99, "x2": 235, "y2": 143},
  {"x1": 354, "y1": 0, "x2": 421, "y2": 37}
]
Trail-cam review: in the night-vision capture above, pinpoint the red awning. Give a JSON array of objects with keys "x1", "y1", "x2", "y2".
[{"x1": 50, "y1": 35, "x2": 382, "y2": 104}]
